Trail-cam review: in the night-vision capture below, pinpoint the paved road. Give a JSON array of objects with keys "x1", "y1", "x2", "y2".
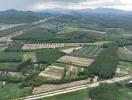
[{"x1": 19, "y1": 75, "x2": 132, "y2": 100}]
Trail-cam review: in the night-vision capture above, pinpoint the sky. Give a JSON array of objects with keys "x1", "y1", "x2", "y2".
[{"x1": 0, "y1": 0, "x2": 132, "y2": 11}]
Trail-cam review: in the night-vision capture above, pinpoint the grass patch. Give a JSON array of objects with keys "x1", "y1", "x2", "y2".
[
  {"x1": 0, "y1": 83, "x2": 32, "y2": 100},
  {"x1": 0, "y1": 51, "x2": 23, "y2": 62},
  {"x1": 0, "y1": 62, "x2": 22, "y2": 71},
  {"x1": 43, "y1": 89, "x2": 89, "y2": 100},
  {"x1": 118, "y1": 61, "x2": 132, "y2": 70},
  {"x1": 36, "y1": 49, "x2": 65, "y2": 64}
]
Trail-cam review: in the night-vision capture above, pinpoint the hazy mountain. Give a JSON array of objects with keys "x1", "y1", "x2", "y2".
[
  {"x1": 0, "y1": 9, "x2": 52, "y2": 24},
  {"x1": 0, "y1": 8, "x2": 132, "y2": 24},
  {"x1": 42, "y1": 8, "x2": 132, "y2": 15}
]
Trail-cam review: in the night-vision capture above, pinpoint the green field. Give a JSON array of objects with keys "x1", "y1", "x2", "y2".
[
  {"x1": 0, "y1": 51, "x2": 23, "y2": 62},
  {"x1": 0, "y1": 62, "x2": 22, "y2": 71},
  {"x1": 43, "y1": 89, "x2": 89, "y2": 100},
  {"x1": 0, "y1": 83, "x2": 32, "y2": 100},
  {"x1": 69, "y1": 46, "x2": 103, "y2": 58},
  {"x1": 36, "y1": 49, "x2": 65, "y2": 64}
]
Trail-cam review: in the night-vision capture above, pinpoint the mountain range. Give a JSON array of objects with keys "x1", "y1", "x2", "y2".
[{"x1": 0, "y1": 8, "x2": 132, "y2": 24}]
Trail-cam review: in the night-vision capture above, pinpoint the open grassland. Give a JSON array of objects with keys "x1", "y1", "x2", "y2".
[
  {"x1": 69, "y1": 46, "x2": 103, "y2": 58},
  {"x1": 36, "y1": 49, "x2": 65, "y2": 64},
  {"x1": 118, "y1": 47, "x2": 132, "y2": 62},
  {"x1": 57, "y1": 56, "x2": 94, "y2": 67},
  {"x1": 0, "y1": 83, "x2": 32, "y2": 100}
]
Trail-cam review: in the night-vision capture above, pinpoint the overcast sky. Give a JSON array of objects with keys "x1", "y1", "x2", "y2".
[{"x1": 0, "y1": 0, "x2": 132, "y2": 11}]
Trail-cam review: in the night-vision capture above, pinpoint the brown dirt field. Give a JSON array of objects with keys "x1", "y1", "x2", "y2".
[
  {"x1": 57, "y1": 56, "x2": 94, "y2": 67},
  {"x1": 32, "y1": 78, "x2": 91, "y2": 94}
]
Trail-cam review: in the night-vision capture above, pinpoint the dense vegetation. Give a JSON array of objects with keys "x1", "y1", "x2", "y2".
[
  {"x1": 88, "y1": 45, "x2": 118, "y2": 79},
  {"x1": 6, "y1": 42, "x2": 23, "y2": 51},
  {"x1": 13, "y1": 25, "x2": 106, "y2": 43},
  {"x1": 0, "y1": 62, "x2": 22, "y2": 71},
  {"x1": 0, "y1": 51, "x2": 23, "y2": 62},
  {"x1": 36, "y1": 49, "x2": 65, "y2": 64}
]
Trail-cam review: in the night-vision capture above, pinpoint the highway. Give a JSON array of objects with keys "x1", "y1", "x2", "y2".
[{"x1": 19, "y1": 75, "x2": 132, "y2": 100}]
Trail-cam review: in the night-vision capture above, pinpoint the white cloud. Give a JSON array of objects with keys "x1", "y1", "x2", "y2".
[
  {"x1": 0, "y1": 0, "x2": 132, "y2": 11},
  {"x1": 30, "y1": 0, "x2": 132, "y2": 11}
]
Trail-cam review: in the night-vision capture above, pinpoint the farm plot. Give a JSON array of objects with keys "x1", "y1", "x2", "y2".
[
  {"x1": 0, "y1": 52, "x2": 23, "y2": 62},
  {"x1": 69, "y1": 46, "x2": 103, "y2": 58},
  {"x1": 22, "y1": 42, "x2": 107, "y2": 50},
  {"x1": 0, "y1": 62, "x2": 22, "y2": 71},
  {"x1": 118, "y1": 47, "x2": 132, "y2": 61},
  {"x1": 65, "y1": 65, "x2": 84, "y2": 79},
  {"x1": 39, "y1": 65, "x2": 64, "y2": 80},
  {"x1": 36, "y1": 49, "x2": 65, "y2": 64},
  {"x1": 57, "y1": 56, "x2": 94, "y2": 67}
]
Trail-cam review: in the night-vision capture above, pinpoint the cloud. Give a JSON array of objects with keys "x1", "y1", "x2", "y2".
[
  {"x1": 0, "y1": 0, "x2": 132, "y2": 11},
  {"x1": 31, "y1": 0, "x2": 123, "y2": 10}
]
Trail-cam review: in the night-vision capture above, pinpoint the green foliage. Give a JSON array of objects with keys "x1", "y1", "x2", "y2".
[
  {"x1": 13, "y1": 26, "x2": 105, "y2": 43},
  {"x1": 14, "y1": 27, "x2": 56, "y2": 41},
  {"x1": 89, "y1": 45, "x2": 118, "y2": 79},
  {"x1": 6, "y1": 42, "x2": 23, "y2": 51},
  {"x1": 0, "y1": 51, "x2": 23, "y2": 62},
  {"x1": 89, "y1": 83, "x2": 118, "y2": 100},
  {"x1": 0, "y1": 76, "x2": 23, "y2": 83},
  {"x1": 17, "y1": 59, "x2": 31, "y2": 71},
  {"x1": 0, "y1": 62, "x2": 22, "y2": 71},
  {"x1": 0, "y1": 83, "x2": 32, "y2": 100},
  {"x1": 36, "y1": 49, "x2": 65, "y2": 64}
]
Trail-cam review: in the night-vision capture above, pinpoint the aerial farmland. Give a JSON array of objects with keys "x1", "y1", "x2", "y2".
[{"x1": 0, "y1": 5, "x2": 132, "y2": 100}]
